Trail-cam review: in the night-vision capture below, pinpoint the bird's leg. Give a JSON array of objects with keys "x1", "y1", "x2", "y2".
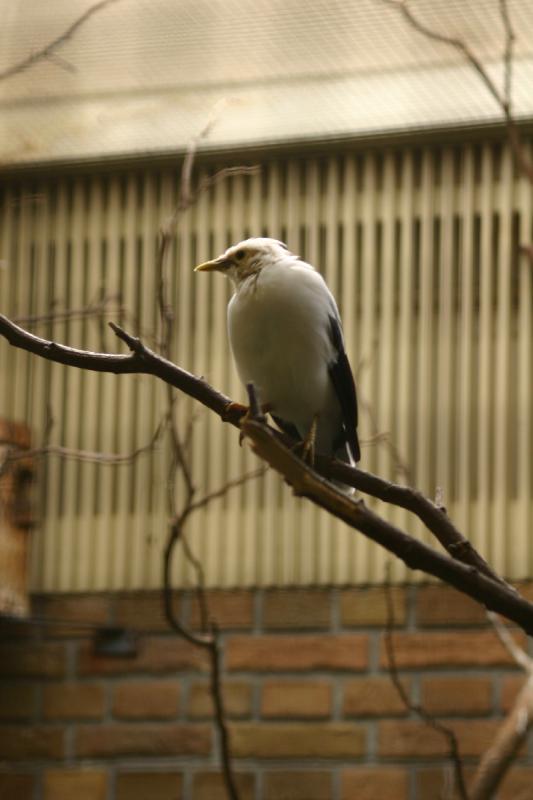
[
  {"x1": 300, "y1": 414, "x2": 319, "y2": 467},
  {"x1": 236, "y1": 400, "x2": 274, "y2": 445}
]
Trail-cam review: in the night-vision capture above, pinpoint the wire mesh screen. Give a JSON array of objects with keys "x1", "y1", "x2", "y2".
[{"x1": 0, "y1": 141, "x2": 531, "y2": 591}]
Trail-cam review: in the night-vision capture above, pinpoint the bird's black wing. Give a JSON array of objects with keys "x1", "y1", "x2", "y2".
[{"x1": 328, "y1": 314, "x2": 360, "y2": 462}]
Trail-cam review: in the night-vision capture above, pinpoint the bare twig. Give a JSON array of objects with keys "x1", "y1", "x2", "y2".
[
  {"x1": 487, "y1": 612, "x2": 533, "y2": 673},
  {"x1": 14, "y1": 293, "x2": 124, "y2": 327},
  {"x1": 153, "y1": 121, "x2": 264, "y2": 798},
  {"x1": 378, "y1": 0, "x2": 533, "y2": 185},
  {"x1": 469, "y1": 613, "x2": 533, "y2": 799},
  {"x1": 0, "y1": 0, "x2": 122, "y2": 83},
  {"x1": 384, "y1": 574, "x2": 468, "y2": 800}
]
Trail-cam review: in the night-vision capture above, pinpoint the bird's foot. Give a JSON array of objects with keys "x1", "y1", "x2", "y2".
[
  {"x1": 297, "y1": 415, "x2": 319, "y2": 467},
  {"x1": 235, "y1": 402, "x2": 273, "y2": 445}
]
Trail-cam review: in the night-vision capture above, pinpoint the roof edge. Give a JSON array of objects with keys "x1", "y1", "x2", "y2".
[{"x1": 2, "y1": 118, "x2": 533, "y2": 179}]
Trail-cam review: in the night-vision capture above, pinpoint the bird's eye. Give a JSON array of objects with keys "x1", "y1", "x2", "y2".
[{"x1": 235, "y1": 249, "x2": 246, "y2": 260}]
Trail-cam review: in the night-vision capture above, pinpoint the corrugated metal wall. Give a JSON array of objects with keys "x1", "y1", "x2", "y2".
[{"x1": 0, "y1": 141, "x2": 532, "y2": 591}]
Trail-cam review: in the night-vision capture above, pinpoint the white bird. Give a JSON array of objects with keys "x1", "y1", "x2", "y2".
[{"x1": 194, "y1": 237, "x2": 360, "y2": 468}]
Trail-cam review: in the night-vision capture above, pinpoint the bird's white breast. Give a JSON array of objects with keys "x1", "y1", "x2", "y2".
[{"x1": 228, "y1": 259, "x2": 341, "y2": 442}]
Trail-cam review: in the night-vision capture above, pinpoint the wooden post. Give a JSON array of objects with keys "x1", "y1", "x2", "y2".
[{"x1": 0, "y1": 419, "x2": 34, "y2": 617}]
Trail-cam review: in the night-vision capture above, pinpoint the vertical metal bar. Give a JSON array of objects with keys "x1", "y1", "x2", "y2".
[
  {"x1": 27, "y1": 181, "x2": 51, "y2": 591},
  {"x1": 356, "y1": 152, "x2": 378, "y2": 582},
  {"x1": 492, "y1": 145, "x2": 513, "y2": 575},
  {"x1": 337, "y1": 154, "x2": 358, "y2": 584},
  {"x1": 396, "y1": 150, "x2": 415, "y2": 565},
  {"x1": 188, "y1": 168, "x2": 210, "y2": 586},
  {"x1": 111, "y1": 174, "x2": 139, "y2": 588},
  {"x1": 243, "y1": 168, "x2": 264, "y2": 587},
  {"x1": 264, "y1": 161, "x2": 283, "y2": 585},
  {"x1": 42, "y1": 180, "x2": 68, "y2": 591},
  {"x1": 277, "y1": 159, "x2": 301, "y2": 585},
  {"x1": 97, "y1": 175, "x2": 121, "y2": 589},
  {"x1": 517, "y1": 142, "x2": 532, "y2": 577},
  {"x1": 77, "y1": 176, "x2": 103, "y2": 591},
  {"x1": 59, "y1": 178, "x2": 85, "y2": 591},
  {"x1": 476, "y1": 144, "x2": 494, "y2": 561},
  {"x1": 133, "y1": 170, "x2": 159, "y2": 589},
  {"x1": 436, "y1": 148, "x2": 454, "y2": 512},
  {"x1": 415, "y1": 149, "x2": 435, "y2": 503},
  {"x1": 203, "y1": 174, "x2": 229, "y2": 586},
  {"x1": 457, "y1": 146, "x2": 475, "y2": 534}
]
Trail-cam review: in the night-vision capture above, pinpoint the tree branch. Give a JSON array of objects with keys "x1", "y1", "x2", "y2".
[
  {"x1": 0, "y1": 312, "x2": 508, "y2": 590},
  {"x1": 0, "y1": 0, "x2": 123, "y2": 83},
  {"x1": 239, "y1": 410, "x2": 533, "y2": 635},
  {"x1": 378, "y1": 0, "x2": 533, "y2": 185}
]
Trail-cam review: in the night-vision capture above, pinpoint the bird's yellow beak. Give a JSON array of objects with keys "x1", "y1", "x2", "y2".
[{"x1": 194, "y1": 256, "x2": 232, "y2": 273}]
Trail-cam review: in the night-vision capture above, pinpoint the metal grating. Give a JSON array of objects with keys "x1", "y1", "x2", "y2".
[{"x1": 0, "y1": 141, "x2": 532, "y2": 591}]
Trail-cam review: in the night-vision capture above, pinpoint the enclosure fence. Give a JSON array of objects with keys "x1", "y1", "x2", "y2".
[{"x1": 0, "y1": 140, "x2": 531, "y2": 591}]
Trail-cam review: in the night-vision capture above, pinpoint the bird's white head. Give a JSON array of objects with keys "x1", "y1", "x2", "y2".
[{"x1": 194, "y1": 237, "x2": 292, "y2": 286}]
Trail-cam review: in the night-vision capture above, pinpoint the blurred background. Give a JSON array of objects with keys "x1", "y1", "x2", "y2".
[{"x1": 1, "y1": 3, "x2": 533, "y2": 799}]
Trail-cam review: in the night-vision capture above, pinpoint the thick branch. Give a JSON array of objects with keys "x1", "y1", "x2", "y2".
[
  {"x1": 240, "y1": 416, "x2": 533, "y2": 636},
  {"x1": 0, "y1": 314, "x2": 515, "y2": 590}
]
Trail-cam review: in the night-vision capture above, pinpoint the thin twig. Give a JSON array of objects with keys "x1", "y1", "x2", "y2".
[
  {"x1": 487, "y1": 611, "x2": 533, "y2": 673},
  {"x1": 0, "y1": 0, "x2": 122, "y2": 83},
  {"x1": 470, "y1": 613, "x2": 533, "y2": 799},
  {"x1": 155, "y1": 117, "x2": 263, "y2": 799},
  {"x1": 378, "y1": 0, "x2": 533, "y2": 185},
  {"x1": 384, "y1": 573, "x2": 469, "y2": 800}
]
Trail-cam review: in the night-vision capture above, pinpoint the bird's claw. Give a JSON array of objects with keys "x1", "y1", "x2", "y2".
[{"x1": 294, "y1": 414, "x2": 318, "y2": 467}]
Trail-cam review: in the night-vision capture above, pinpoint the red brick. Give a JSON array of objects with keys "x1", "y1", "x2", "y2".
[
  {"x1": 501, "y1": 675, "x2": 526, "y2": 712},
  {"x1": 0, "y1": 683, "x2": 36, "y2": 720},
  {"x1": 416, "y1": 585, "x2": 486, "y2": 626},
  {"x1": 116, "y1": 771, "x2": 183, "y2": 800},
  {"x1": 341, "y1": 587, "x2": 407, "y2": 627},
  {"x1": 113, "y1": 681, "x2": 180, "y2": 719},
  {"x1": 378, "y1": 719, "x2": 502, "y2": 758},
  {"x1": 421, "y1": 676, "x2": 492, "y2": 715},
  {"x1": 415, "y1": 767, "x2": 452, "y2": 800},
  {"x1": 261, "y1": 680, "x2": 331, "y2": 718},
  {"x1": 0, "y1": 773, "x2": 35, "y2": 800},
  {"x1": 43, "y1": 683, "x2": 105, "y2": 720},
  {"x1": 264, "y1": 771, "x2": 331, "y2": 800},
  {"x1": 189, "y1": 590, "x2": 253, "y2": 630},
  {"x1": 192, "y1": 772, "x2": 254, "y2": 800},
  {"x1": 227, "y1": 635, "x2": 368, "y2": 671},
  {"x1": 263, "y1": 590, "x2": 330, "y2": 629},
  {"x1": 78, "y1": 636, "x2": 208, "y2": 675},
  {"x1": 43, "y1": 769, "x2": 107, "y2": 800},
  {"x1": 40, "y1": 594, "x2": 111, "y2": 637},
  {"x1": 0, "y1": 726, "x2": 64, "y2": 760},
  {"x1": 343, "y1": 677, "x2": 409, "y2": 717},
  {"x1": 76, "y1": 723, "x2": 211, "y2": 758},
  {"x1": 500, "y1": 767, "x2": 533, "y2": 800},
  {"x1": 341, "y1": 768, "x2": 409, "y2": 800},
  {"x1": 115, "y1": 592, "x2": 181, "y2": 633},
  {"x1": 230, "y1": 723, "x2": 365, "y2": 758},
  {"x1": 188, "y1": 681, "x2": 251, "y2": 719},
  {"x1": 380, "y1": 631, "x2": 523, "y2": 668},
  {"x1": 0, "y1": 642, "x2": 66, "y2": 678}
]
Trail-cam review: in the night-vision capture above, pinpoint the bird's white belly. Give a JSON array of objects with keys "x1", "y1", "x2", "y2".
[{"x1": 228, "y1": 271, "x2": 341, "y2": 447}]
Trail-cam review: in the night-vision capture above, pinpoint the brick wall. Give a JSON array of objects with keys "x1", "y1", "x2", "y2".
[{"x1": 1, "y1": 584, "x2": 533, "y2": 800}]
